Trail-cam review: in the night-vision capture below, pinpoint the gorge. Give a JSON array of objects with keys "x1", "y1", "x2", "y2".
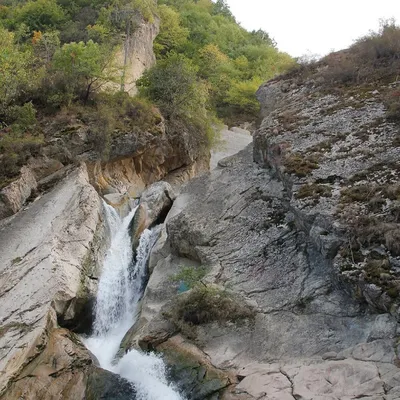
[{"x1": 1, "y1": 2, "x2": 400, "y2": 400}]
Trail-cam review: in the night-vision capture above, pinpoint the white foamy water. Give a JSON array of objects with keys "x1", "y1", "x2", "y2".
[{"x1": 84, "y1": 202, "x2": 183, "y2": 400}]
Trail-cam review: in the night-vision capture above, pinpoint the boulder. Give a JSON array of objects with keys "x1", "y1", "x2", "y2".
[
  {"x1": 129, "y1": 203, "x2": 148, "y2": 252},
  {"x1": 2, "y1": 327, "x2": 136, "y2": 400},
  {"x1": 139, "y1": 181, "x2": 176, "y2": 226},
  {"x1": 159, "y1": 335, "x2": 232, "y2": 400}
]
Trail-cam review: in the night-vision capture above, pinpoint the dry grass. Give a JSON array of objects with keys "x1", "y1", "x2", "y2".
[
  {"x1": 276, "y1": 20, "x2": 400, "y2": 91},
  {"x1": 296, "y1": 183, "x2": 332, "y2": 200},
  {"x1": 283, "y1": 153, "x2": 320, "y2": 177},
  {"x1": 385, "y1": 90, "x2": 400, "y2": 123}
]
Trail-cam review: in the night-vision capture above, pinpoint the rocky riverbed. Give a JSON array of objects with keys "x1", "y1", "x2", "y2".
[{"x1": 1, "y1": 51, "x2": 400, "y2": 399}]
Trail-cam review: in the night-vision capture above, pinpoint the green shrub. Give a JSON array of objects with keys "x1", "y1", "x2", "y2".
[
  {"x1": 138, "y1": 54, "x2": 219, "y2": 148},
  {"x1": 51, "y1": 40, "x2": 118, "y2": 105},
  {"x1": 170, "y1": 265, "x2": 208, "y2": 289},
  {"x1": 0, "y1": 28, "x2": 42, "y2": 121},
  {"x1": 0, "y1": 132, "x2": 43, "y2": 185},
  {"x1": 169, "y1": 285, "x2": 255, "y2": 327},
  {"x1": 14, "y1": 0, "x2": 65, "y2": 32}
]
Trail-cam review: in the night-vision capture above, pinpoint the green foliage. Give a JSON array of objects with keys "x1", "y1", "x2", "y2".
[
  {"x1": 0, "y1": 27, "x2": 42, "y2": 122},
  {"x1": 51, "y1": 40, "x2": 119, "y2": 104},
  {"x1": 32, "y1": 30, "x2": 61, "y2": 63},
  {"x1": 156, "y1": 0, "x2": 294, "y2": 123},
  {"x1": 138, "y1": 54, "x2": 220, "y2": 147},
  {"x1": 137, "y1": 54, "x2": 206, "y2": 118},
  {"x1": 13, "y1": 0, "x2": 66, "y2": 33},
  {"x1": 170, "y1": 265, "x2": 207, "y2": 289},
  {"x1": 224, "y1": 77, "x2": 263, "y2": 117},
  {"x1": 154, "y1": 5, "x2": 188, "y2": 57}
]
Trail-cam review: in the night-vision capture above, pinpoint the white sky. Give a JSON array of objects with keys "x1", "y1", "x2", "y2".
[{"x1": 226, "y1": 0, "x2": 400, "y2": 57}]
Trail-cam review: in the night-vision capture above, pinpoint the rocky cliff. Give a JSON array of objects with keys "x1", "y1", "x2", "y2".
[
  {"x1": 0, "y1": 165, "x2": 122, "y2": 398},
  {"x1": 114, "y1": 13, "x2": 160, "y2": 95},
  {"x1": 0, "y1": 97, "x2": 209, "y2": 221},
  {"x1": 120, "y1": 55, "x2": 400, "y2": 399}
]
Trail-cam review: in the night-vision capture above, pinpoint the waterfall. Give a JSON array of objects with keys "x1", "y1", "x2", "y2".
[{"x1": 84, "y1": 202, "x2": 183, "y2": 400}]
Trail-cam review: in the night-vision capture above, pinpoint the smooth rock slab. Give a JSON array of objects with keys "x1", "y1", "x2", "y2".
[
  {"x1": 0, "y1": 164, "x2": 102, "y2": 398},
  {"x1": 288, "y1": 360, "x2": 385, "y2": 399}
]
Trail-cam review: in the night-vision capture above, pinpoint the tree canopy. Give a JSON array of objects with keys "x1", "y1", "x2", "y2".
[{"x1": 0, "y1": 0, "x2": 294, "y2": 183}]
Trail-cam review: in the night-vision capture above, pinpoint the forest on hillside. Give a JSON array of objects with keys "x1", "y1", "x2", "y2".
[{"x1": 0, "y1": 0, "x2": 294, "y2": 185}]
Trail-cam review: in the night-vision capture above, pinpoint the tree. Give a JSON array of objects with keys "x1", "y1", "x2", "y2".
[
  {"x1": 137, "y1": 54, "x2": 208, "y2": 119},
  {"x1": 52, "y1": 40, "x2": 118, "y2": 104},
  {"x1": 15, "y1": 0, "x2": 65, "y2": 33},
  {"x1": 0, "y1": 28, "x2": 40, "y2": 120},
  {"x1": 154, "y1": 5, "x2": 189, "y2": 57},
  {"x1": 197, "y1": 43, "x2": 229, "y2": 79},
  {"x1": 212, "y1": 0, "x2": 234, "y2": 21},
  {"x1": 250, "y1": 29, "x2": 276, "y2": 48},
  {"x1": 224, "y1": 77, "x2": 263, "y2": 117},
  {"x1": 32, "y1": 30, "x2": 60, "y2": 64}
]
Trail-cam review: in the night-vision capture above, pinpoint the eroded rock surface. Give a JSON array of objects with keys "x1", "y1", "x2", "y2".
[
  {"x1": 0, "y1": 165, "x2": 106, "y2": 398},
  {"x1": 127, "y1": 139, "x2": 400, "y2": 399}
]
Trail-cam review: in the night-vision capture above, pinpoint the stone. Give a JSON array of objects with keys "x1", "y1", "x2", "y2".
[
  {"x1": 322, "y1": 351, "x2": 338, "y2": 360},
  {"x1": 129, "y1": 203, "x2": 148, "y2": 252},
  {"x1": 210, "y1": 127, "x2": 252, "y2": 170},
  {"x1": 27, "y1": 156, "x2": 64, "y2": 181},
  {"x1": 157, "y1": 334, "x2": 232, "y2": 400},
  {"x1": 111, "y1": 14, "x2": 159, "y2": 95},
  {"x1": 0, "y1": 165, "x2": 104, "y2": 398},
  {"x1": 139, "y1": 181, "x2": 176, "y2": 227},
  {"x1": 104, "y1": 192, "x2": 133, "y2": 217},
  {"x1": 0, "y1": 166, "x2": 37, "y2": 219},
  {"x1": 291, "y1": 360, "x2": 385, "y2": 399}
]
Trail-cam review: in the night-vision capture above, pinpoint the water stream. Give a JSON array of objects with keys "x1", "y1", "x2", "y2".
[{"x1": 84, "y1": 202, "x2": 183, "y2": 400}]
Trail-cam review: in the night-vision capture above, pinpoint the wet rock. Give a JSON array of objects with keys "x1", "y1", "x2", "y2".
[
  {"x1": 129, "y1": 203, "x2": 148, "y2": 252},
  {"x1": 158, "y1": 335, "x2": 232, "y2": 400},
  {"x1": 139, "y1": 181, "x2": 176, "y2": 227},
  {"x1": 104, "y1": 192, "x2": 136, "y2": 218},
  {"x1": 86, "y1": 367, "x2": 137, "y2": 400}
]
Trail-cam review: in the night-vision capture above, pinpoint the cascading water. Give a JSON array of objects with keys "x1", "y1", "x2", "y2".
[{"x1": 84, "y1": 202, "x2": 183, "y2": 400}]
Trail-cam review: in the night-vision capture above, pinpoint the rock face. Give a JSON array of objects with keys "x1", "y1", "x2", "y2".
[
  {"x1": 124, "y1": 66, "x2": 400, "y2": 397},
  {"x1": 114, "y1": 14, "x2": 159, "y2": 95},
  {"x1": 254, "y1": 73, "x2": 400, "y2": 317},
  {"x1": 0, "y1": 165, "x2": 107, "y2": 398},
  {"x1": 0, "y1": 166, "x2": 37, "y2": 219},
  {"x1": 210, "y1": 127, "x2": 252, "y2": 170}
]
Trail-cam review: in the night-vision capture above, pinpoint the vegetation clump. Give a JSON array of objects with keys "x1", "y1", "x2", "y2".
[
  {"x1": 296, "y1": 183, "x2": 332, "y2": 200},
  {"x1": 279, "y1": 19, "x2": 400, "y2": 97},
  {"x1": 283, "y1": 153, "x2": 320, "y2": 177},
  {"x1": 170, "y1": 285, "x2": 254, "y2": 327},
  {"x1": 165, "y1": 266, "x2": 254, "y2": 339},
  {"x1": 155, "y1": 0, "x2": 294, "y2": 123}
]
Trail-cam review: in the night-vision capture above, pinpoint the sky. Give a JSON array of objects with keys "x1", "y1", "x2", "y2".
[{"x1": 226, "y1": 0, "x2": 400, "y2": 57}]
